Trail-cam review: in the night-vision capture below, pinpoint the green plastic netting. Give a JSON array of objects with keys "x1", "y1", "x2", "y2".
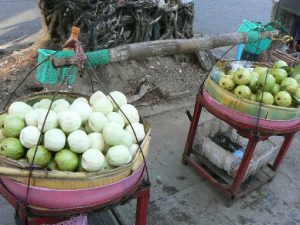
[{"x1": 36, "y1": 49, "x2": 110, "y2": 85}]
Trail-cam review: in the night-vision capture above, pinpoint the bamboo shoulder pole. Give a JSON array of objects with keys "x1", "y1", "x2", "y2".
[
  {"x1": 52, "y1": 30, "x2": 279, "y2": 68},
  {"x1": 109, "y1": 30, "x2": 279, "y2": 62}
]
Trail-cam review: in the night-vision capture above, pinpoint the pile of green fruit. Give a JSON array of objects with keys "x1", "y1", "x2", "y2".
[
  {"x1": 0, "y1": 91, "x2": 146, "y2": 173},
  {"x1": 218, "y1": 60, "x2": 300, "y2": 107}
]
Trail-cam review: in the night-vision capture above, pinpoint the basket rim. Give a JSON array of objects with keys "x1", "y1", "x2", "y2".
[
  {"x1": 207, "y1": 60, "x2": 300, "y2": 111},
  {"x1": 205, "y1": 77, "x2": 300, "y2": 112}
]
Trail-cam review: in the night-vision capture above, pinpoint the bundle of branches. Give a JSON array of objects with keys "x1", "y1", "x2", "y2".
[{"x1": 39, "y1": 0, "x2": 194, "y2": 50}]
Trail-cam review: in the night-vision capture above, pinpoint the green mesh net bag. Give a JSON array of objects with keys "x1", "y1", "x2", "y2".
[
  {"x1": 36, "y1": 49, "x2": 77, "y2": 85},
  {"x1": 36, "y1": 49, "x2": 110, "y2": 85}
]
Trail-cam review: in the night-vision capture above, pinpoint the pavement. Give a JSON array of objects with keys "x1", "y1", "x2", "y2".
[
  {"x1": 0, "y1": 0, "x2": 41, "y2": 49},
  {"x1": 194, "y1": 0, "x2": 273, "y2": 34},
  {"x1": 1, "y1": 101, "x2": 300, "y2": 225}
]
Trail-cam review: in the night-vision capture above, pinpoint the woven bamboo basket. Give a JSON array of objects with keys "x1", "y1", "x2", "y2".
[
  {"x1": 0, "y1": 91, "x2": 151, "y2": 190},
  {"x1": 205, "y1": 60, "x2": 300, "y2": 121}
]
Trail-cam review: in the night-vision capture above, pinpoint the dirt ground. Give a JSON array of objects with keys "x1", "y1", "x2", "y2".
[{"x1": 0, "y1": 46, "x2": 204, "y2": 110}]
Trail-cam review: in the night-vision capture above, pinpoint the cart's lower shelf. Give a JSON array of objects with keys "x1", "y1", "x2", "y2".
[{"x1": 191, "y1": 150, "x2": 276, "y2": 198}]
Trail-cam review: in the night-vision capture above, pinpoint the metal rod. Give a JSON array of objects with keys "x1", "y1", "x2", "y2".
[
  {"x1": 230, "y1": 135, "x2": 258, "y2": 195},
  {"x1": 182, "y1": 94, "x2": 203, "y2": 163}
]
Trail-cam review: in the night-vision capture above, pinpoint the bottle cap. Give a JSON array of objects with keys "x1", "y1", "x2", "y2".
[{"x1": 71, "y1": 27, "x2": 80, "y2": 34}]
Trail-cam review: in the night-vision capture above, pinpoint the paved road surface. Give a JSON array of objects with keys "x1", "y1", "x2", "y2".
[
  {"x1": 0, "y1": 0, "x2": 41, "y2": 48},
  {"x1": 194, "y1": 0, "x2": 273, "y2": 34}
]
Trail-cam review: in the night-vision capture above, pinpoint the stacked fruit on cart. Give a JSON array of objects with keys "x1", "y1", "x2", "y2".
[
  {"x1": 0, "y1": 91, "x2": 146, "y2": 173},
  {"x1": 218, "y1": 60, "x2": 300, "y2": 107}
]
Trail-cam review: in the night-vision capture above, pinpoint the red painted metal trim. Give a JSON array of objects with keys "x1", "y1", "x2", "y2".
[
  {"x1": 1, "y1": 164, "x2": 146, "y2": 209},
  {"x1": 135, "y1": 187, "x2": 150, "y2": 225},
  {"x1": 230, "y1": 135, "x2": 258, "y2": 195},
  {"x1": 0, "y1": 176, "x2": 150, "y2": 225},
  {"x1": 201, "y1": 90, "x2": 300, "y2": 134},
  {"x1": 28, "y1": 179, "x2": 144, "y2": 217},
  {"x1": 235, "y1": 174, "x2": 274, "y2": 198},
  {"x1": 182, "y1": 95, "x2": 203, "y2": 163},
  {"x1": 272, "y1": 133, "x2": 295, "y2": 171},
  {"x1": 236, "y1": 129, "x2": 269, "y2": 140}
]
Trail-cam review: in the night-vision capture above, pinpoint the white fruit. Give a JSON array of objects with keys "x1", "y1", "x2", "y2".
[
  {"x1": 103, "y1": 122, "x2": 125, "y2": 146},
  {"x1": 38, "y1": 110, "x2": 58, "y2": 132},
  {"x1": 25, "y1": 109, "x2": 44, "y2": 127},
  {"x1": 73, "y1": 97, "x2": 89, "y2": 104},
  {"x1": 127, "y1": 154, "x2": 132, "y2": 163},
  {"x1": 125, "y1": 122, "x2": 145, "y2": 143},
  {"x1": 88, "y1": 112, "x2": 108, "y2": 132},
  {"x1": 121, "y1": 130, "x2": 133, "y2": 147},
  {"x1": 70, "y1": 101, "x2": 92, "y2": 123},
  {"x1": 89, "y1": 91, "x2": 106, "y2": 106},
  {"x1": 68, "y1": 130, "x2": 90, "y2": 153},
  {"x1": 118, "y1": 104, "x2": 139, "y2": 125},
  {"x1": 106, "y1": 145, "x2": 131, "y2": 166},
  {"x1": 20, "y1": 126, "x2": 42, "y2": 148},
  {"x1": 44, "y1": 129, "x2": 66, "y2": 152},
  {"x1": 51, "y1": 99, "x2": 70, "y2": 113},
  {"x1": 106, "y1": 112, "x2": 125, "y2": 127},
  {"x1": 59, "y1": 111, "x2": 82, "y2": 133},
  {"x1": 130, "y1": 144, "x2": 139, "y2": 157},
  {"x1": 107, "y1": 91, "x2": 127, "y2": 111},
  {"x1": 92, "y1": 98, "x2": 113, "y2": 115},
  {"x1": 32, "y1": 102, "x2": 40, "y2": 109},
  {"x1": 101, "y1": 158, "x2": 113, "y2": 171},
  {"x1": 8, "y1": 102, "x2": 32, "y2": 119},
  {"x1": 81, "y1": 148, "x2": 105, "y2": 172},
  {"x1": 88, "y1": 132, "x2": 105, "y2": 152},
  {"x1": 38, "y1": 99, "x2": 52, "y2": 109}
]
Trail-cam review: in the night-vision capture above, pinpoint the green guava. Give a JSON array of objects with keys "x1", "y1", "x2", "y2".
[
  {"x1": 2, "y1": 115, "x2": 25, "y2": 137},
  {"x1": 0, "y1": 138, "x2": 24, "y2": 160},
  {"x1": 55, "y1": 149, "x2": 79, "y2": 172},
  {"x1": 26, "y1": 145, "x2": 51, "y2": 168}
]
